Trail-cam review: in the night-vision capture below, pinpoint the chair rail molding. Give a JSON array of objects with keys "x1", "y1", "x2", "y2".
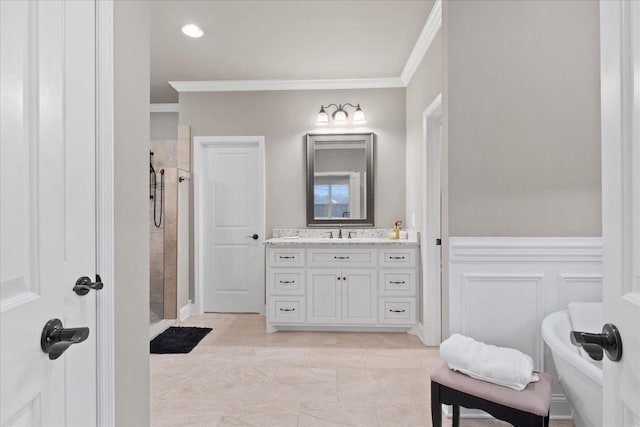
[
  {"x1": 450, "y1": 237, "x2": 603, "y2": 263},
  {"x1": 448, "y1": 236, "x2": 603, "y2": 419}
]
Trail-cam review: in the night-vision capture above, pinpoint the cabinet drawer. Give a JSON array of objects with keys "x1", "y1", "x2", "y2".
[
  {"x1": 270, "y1": 297, "x2": 305, "y2": 323},
  {"x1": 379, "y1": 269, "x2": 416, "y2": 296},
  {"x1": 307, "y1": 249, "x2": 376, "y2": 267},
  {"x1": 379, "y1": 298, "x2": 416, "y2": 325},
  {"x1": 379, "y1": 249, "x2": 416, "y2": 267},
  {"x1": 269, "y1": 270, "x2": 304, "y2": 295},
  {"x1": 269, "y1": 249, "x2": 305, "y2": 267}
]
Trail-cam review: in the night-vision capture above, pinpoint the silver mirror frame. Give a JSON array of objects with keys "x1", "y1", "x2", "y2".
[{"x1": 306, "y1": 132, "x2": 374, "y2": 227}]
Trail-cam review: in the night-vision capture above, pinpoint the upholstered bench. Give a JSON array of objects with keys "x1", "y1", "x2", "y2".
[{"x1": 430, "y1": 360, "x2": 552, "y2": 427}]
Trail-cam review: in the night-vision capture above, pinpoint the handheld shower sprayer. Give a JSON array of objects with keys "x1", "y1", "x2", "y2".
[{"x1": 149, "y1": 150, "x2": 164, "y2": 228}]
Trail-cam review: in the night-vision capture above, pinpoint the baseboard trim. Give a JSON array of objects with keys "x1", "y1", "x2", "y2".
[
  {"x1": 149, "y1": 319, "x2": 178, "y2": 339},
  {"x1": 178, "y1": 302, "x2": 197, "y2": 321},
  {"x1": 415, "y1": 321, "x2": 435, "y2": 347},
  {"x1": 549, "y1": 393, "x2": 573, "y2": 419}
]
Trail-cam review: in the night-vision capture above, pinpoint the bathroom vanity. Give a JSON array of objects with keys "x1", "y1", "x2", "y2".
[{"x1": 264, "y1": 229, "x2": 419, "y2": 333}]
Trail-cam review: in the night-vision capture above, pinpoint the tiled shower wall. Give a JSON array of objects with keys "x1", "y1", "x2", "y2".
[{"x1": 150, "y1": 140, "x2": 178, "y2": 323}]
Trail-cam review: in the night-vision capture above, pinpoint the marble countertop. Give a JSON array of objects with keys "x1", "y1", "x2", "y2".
[{"x1": 263, "y1": 237, "x2": 419, "y2": 247}]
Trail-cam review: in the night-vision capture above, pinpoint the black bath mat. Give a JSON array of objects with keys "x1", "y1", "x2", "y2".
[{"x1": 150, "y1": 327, "x2": 212, "y2": 354}]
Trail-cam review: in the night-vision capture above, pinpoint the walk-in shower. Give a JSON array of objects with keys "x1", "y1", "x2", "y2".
[{"x1": 149, "y1": 133, "x2": 192, "y2": 326}]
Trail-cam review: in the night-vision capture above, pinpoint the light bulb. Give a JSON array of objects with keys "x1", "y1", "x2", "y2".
[
  {"x1": 316, "y1": 107, "x2": 329, "y2": 125},
  {"x1": 333, "y1": 109, "x2": 347, "y2": 124},
  {"x1": 353, "y1": 106, "x2": 366, "y2": 124}
]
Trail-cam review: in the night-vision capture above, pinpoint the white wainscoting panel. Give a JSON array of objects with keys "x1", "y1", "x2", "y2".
[
  {"x1": 449, "y1": 237, "x2": 602, "y2": 419},
  {"x1": 460, "y1": 273, "x2": 544, "y2": 367}
]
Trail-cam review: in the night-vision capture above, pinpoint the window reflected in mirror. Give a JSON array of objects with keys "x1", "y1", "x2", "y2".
[{"x1": 306, "y1": 133, "x2": 374, "y2": 226}]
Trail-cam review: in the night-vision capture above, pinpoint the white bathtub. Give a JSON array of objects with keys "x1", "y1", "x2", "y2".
[{"x1": 541, "y1": 308, "x2": 603, "y2": 427}]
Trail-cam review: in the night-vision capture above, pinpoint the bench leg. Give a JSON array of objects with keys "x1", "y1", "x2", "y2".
[
  {"x1": 431, "y1": 382, "x2": 441, "y2": 427},
  {"x1": 452, "y1": 404, "x2": 460, "y2": 427}
]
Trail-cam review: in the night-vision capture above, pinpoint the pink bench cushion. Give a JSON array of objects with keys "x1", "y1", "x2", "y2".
[{"x1": 430, "y1": 360, "x2": 552, "y2": 416}]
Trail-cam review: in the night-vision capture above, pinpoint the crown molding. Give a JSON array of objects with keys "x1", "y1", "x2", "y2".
[
  {"x1": 400, "y1": 0, "x2": 442, "y2": 86},
  {"x1": 166, "y1": 1, "x2": 440, "y2": 94},
  {"x1": 149, "y1": 103, "x2": 179, "y2": 113},
  {"x1": 169, "y1": 78, "x2": 404, "y2": 93}
]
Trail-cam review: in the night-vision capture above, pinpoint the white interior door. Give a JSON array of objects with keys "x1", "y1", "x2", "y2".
[
  {"x1": 195, "y1": 137, "x2": 265, "y2": 313},
  {"x1": 601, "y1": 0, "x2": 640, "y2": 425},
  {"x1": 422, "y1": 94, "x2": 442, "y2": 345},
  {"x1": 1, "y1": 1, "x2": 97, "y2": 425}
]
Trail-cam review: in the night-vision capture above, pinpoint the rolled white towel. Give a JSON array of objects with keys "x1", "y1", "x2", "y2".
[{"x1": 440, "y1": 334, "x2": 540, "y2": 391}]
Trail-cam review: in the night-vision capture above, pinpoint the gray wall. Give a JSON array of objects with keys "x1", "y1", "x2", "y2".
[
  {"x1": 179, "y1": 88, "x2": 406, "y2": 235},
  {"x1": 150, "y1": 112, "x2": 178, "y2": 140},
  {"x1": 114, "y1": 1, "x2": 150, "y2": 425},
  {"x1": 446, "y1": 0, "x2": 601, "y2": 237}
]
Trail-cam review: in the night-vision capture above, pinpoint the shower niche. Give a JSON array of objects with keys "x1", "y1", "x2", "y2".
[{"x1": 149, "y1": 125, "x2": 191, "y2": 324}]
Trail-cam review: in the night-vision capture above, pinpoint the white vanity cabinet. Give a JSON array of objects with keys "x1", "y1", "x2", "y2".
[{"x1": 266, "y1": 242, "x2": 418, "y2": 332}]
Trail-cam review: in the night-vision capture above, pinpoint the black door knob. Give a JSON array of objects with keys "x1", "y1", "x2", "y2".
[
  {"x1": 570, "y1": 323, "x2": 623, "y2": 362},
  {"x1": 73, "y1": 274, "x2": 103, "y2": 296},
  {"x1": 41, "y1": 319, "x2": 90, "y2": 360},
  {"x1": 246, "y1": 234, "x2": 259, "y2": 240}
]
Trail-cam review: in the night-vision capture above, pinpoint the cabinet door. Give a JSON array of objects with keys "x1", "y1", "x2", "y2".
[
  {"x1": 342, "y1": 269, "x2": 377, "y2": 324},
  {"x1": 307, "y1": 269, "x2": 341, "y2": 323}
]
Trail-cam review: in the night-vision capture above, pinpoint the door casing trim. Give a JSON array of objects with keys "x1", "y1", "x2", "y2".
[{"x1": 96, "y1": 0, "x2": 115, "y2": 424}]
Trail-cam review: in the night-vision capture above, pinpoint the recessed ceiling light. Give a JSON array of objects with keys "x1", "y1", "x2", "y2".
[{"x1": 182, "y1": 24, "x2": 203, "y2": 38}]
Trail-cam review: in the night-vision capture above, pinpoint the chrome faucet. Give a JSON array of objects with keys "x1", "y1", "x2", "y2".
[{"x1": 338, "y1": 224, "x2": 343, "y2": 239}]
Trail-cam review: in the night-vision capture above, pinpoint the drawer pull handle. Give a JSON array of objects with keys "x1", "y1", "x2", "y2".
[
  {"x1": 389, "y1": 309, "x2": 406, "y2": 313},
  {"x1": 279, "y1": 280, "x2": 295, "y2": 284},
  {"x1": 389, "y1": 281, "x2": 406, "y2": 284},
  {"x1": 389, "y1": 256, "x2": 406, "y2": 260},
  {"x1": 279, "y1": 256, "x2": 295, "y2": 259},
  {"x1": 334, "y1": 256, "x2": 350, "y2": 260},
  {"x1": 279, "y1": 308, "x2": 295, "y2": 312}
]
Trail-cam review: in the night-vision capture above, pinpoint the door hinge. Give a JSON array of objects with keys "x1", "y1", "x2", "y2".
[{"x1": 436, "y1": 238, "x2": 442, "y2": 246}]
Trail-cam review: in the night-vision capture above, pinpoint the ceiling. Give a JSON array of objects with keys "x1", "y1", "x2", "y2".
[{"x1": 150, "y1": 1, "x2": 435, "y2": 103}]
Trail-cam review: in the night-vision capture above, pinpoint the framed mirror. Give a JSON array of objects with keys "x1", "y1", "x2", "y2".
[{"x1": 306, "y1": 133, "x2": 374, "y2": 227}]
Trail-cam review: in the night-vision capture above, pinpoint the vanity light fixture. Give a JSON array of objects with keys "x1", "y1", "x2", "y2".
[
  {"x1": 316, "y1": 103, "x2": 366, "y2": 125},
  {"x1": 182, "y1": 24, "x2": 204, "y2": 38}
]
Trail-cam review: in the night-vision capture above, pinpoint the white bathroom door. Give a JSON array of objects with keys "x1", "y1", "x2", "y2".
[
  {"x1": 422, "y1": 94, "x2": 442, "y2": 345},
  {"x1": 195, "y1": 137, "x2": 265, "y2": 313},
  {"x1": 600, "y1": 1, "x2": 640, "y2": 425},
  {"x1": 0, "y1": 1, "x2": 98, "y2": 426}
]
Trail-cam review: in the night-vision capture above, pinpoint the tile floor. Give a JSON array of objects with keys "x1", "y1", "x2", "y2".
[{"x1": 150, "y1": 314, "x2": 574, "y2": 427}]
